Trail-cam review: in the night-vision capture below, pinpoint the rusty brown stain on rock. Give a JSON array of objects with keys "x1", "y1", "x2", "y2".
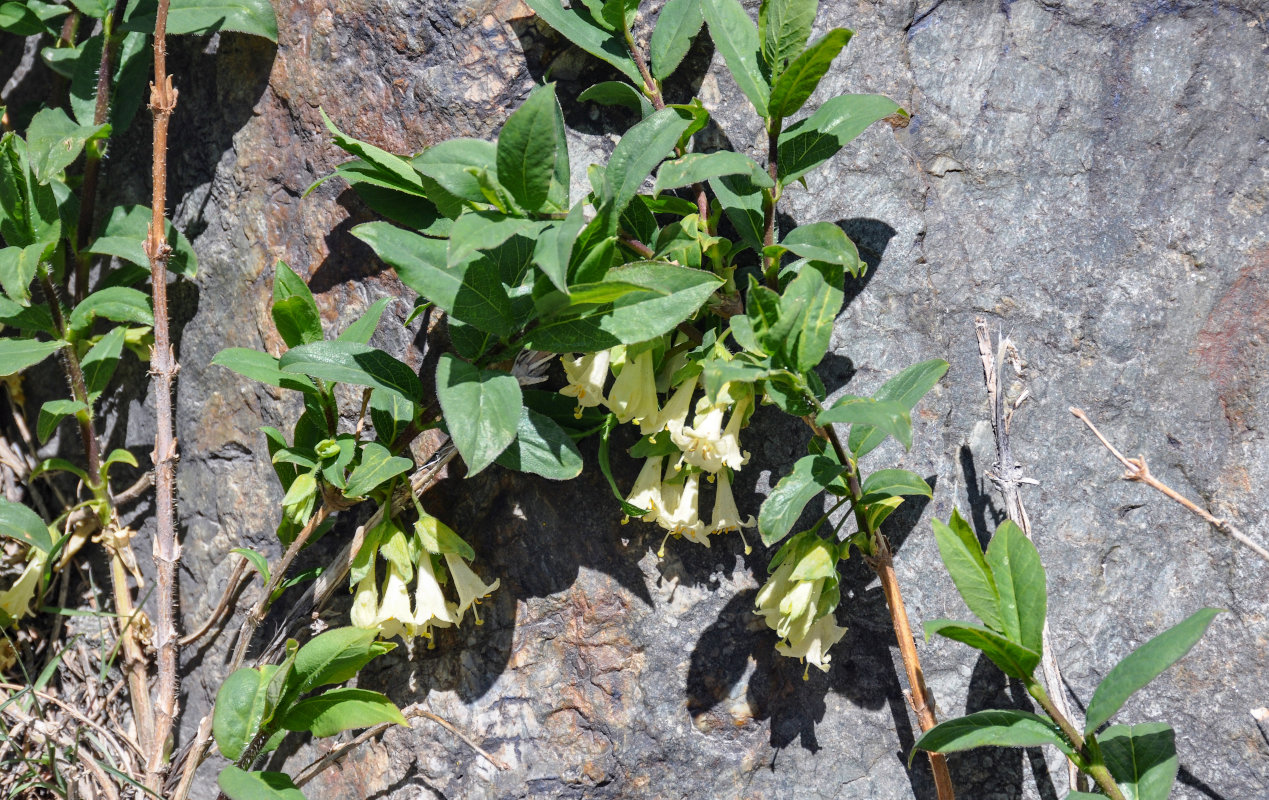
[{"x1": 1195, "y1": 247, "x2": 1269, "y2": 431}]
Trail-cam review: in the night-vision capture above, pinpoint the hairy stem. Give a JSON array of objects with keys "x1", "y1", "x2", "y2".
[
  {"x1": 38, "y1": 268, "x2": 155, "y2": 753},
  {"x1": 73, "y1": 0, "x2": 128, "y2": 303},
  {"x1": 144, "y1": 0, "x2": 181, "y2": 787}
]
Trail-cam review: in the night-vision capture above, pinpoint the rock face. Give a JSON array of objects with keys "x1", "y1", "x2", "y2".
[{"x1": 111, "y1": 0, "x2": 1269, "y2": 797}]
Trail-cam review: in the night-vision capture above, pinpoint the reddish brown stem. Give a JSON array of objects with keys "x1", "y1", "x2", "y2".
[
  {"x1": 144, "y1": 0, "x2": 181, "y2": 788},
  {"x1": 814, "y1": 419, "x2": 955, "y2": 799},
  {"x1": 74, "y1": 0, "x2": 128, "y2": 303}
]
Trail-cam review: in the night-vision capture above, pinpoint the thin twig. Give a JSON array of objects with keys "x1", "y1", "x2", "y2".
[
  {"x1": 1070, "y1": 407, "x2": 1269, "y2": 563},
  {"x1": 229, "y1": 504, "x2": 332, "y2": 668},
  {"x1": 112, "y1": 471, "x2": 154, "y2": 506},
  {"x1": 144, "y1": 0, "x2": 181, "y2": 787},
  {"x1": 975, "y1": 319, "x2": 1083, "y2": 792},
  {"x1": 292, "y1": 705, "x2": 509, "y2": 788},
  {"x1": 178, "y1": 556, "x2": 250, "y2": 647}
]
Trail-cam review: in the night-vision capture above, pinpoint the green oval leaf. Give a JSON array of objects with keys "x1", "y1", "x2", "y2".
[
  {"x1": 778, "y1": 93, "x2": 903, "y2": 185},
  {"x1": 650, "y1": 0, "x2": 704, "y2": 80},
  {"x1": 524, "y1": 0, "x2": 642, "y2": 83},
  {"x1": 271, "y1": 261, "x2": 323, "y2": 348},
  {"x1": 774, "y1": 221, "x2": 861, "y2": 276},
  {"x1": 700, "y1": 0, "x2": 769, "y2": 117},
  {"x1": 818, "y1": 396, "x2": 912, "y2": 450},
  {"x1": 495, "y1": 407, "x2": 584, "y2": 479},
  {"x1": 0, "y1": 2, "x2": 47, "y2": 35},
  {"x1": 768, "y1": 28, "x2": 852, "y2": 120},
  {"x1": 600, "y1": 108, "x2": 694, "y2": 229},
  {"x1": 760, "y1": 0, "x2": 816, "y2": 72},
  {"x1": 436, "y1": 354, "x2": 523, "y2": 476},
  {"x1": 1084, "y1": 608, "x2": 1221, "y2": 734},
  {"x1": 496, "y1": 83, "x2": 560, "y2": 213},
  {"x1": 0, "y1": 337, "x2": 67, "y2": 377},
  {"x1": 287, "y1": 627, "x2": 397, "y2": 699},
  {"x1": 931, "y1": 509, "x2": 1003, "y2": 633},
  {"x1": 210, "y1": 348, "x2": 318, "y2": 394},
  {"x1": 653, "y1": 151, "x2": 772, "y2": 196},
  {"x1": 212, "y1": 667, "x2": 270, "y2": 762},
  {"x1": 912, "y1": 710, "x2": 1070, "y2": 761},
  {"x1": 86, "y1": 204, "x2": 198, "y2": 279},
  {"x1": 216, "y1": 767, "x2": 305, "y2": 800},
  {"x1": 985, "y1": 520, "x2": 1047, "y2": 654},
  {"x1": 279, "y1": 340, "x2": 423, "y2": 404},
  {"x1": 279, "y1": 687, "x2": 407, "y2": 738},
  {"x1": 758, "y1": 455, "x2": 846, "y2": 546},
  {"x1": 1099, "y1": 723, "x2": 1179, "y2": 800},
  {"x1": 847, "y1": 358, "x2": 948, "y2": 459},
  {"x1": 524, "y1": 262, "x2": 722, "y2": 352},
  {"x1": 343, "y1": 442, "x2": 413, "y2": 498},
  {"x1": 68, "y1": 287, "x2": 154, "y2": 334},
  {"x1": 24, "y1": 107, "x2": 110, "y2": 184},
  {"x1": 860, "y1": 469, "x2": 932, "y2": 502},
  {"x1": 0, "y1": 498, "x2": 52, "y2": 553},
  {"x1": 126, "y1": 0, "x2": 279, "y2": 42},
  {"x1": 578, "y1": 81, "x2": 654, "y2": 117},
  {"x1": 924, "y1": 619, "x2": 1041, "y2": 680}
]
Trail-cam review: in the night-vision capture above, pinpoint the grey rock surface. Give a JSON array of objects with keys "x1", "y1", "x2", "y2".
[{"x1": 85, "y1": 0, "x2": 1269, "y2": 797}]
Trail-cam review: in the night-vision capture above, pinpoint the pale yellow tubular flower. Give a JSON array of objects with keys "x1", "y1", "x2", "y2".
[
  {"x1": 560, "y1": 350, "x2": 611, "y2": 416},
  {"x1": 657, "y1": 471, "x2": 702, "y2": 534},
  {"x1": 755, "y1": 560, "x2": 795, "y2": 629},
  {"x1": 717, "y1": 394, "x2": 753, "y2": 471},
  {"x1": 710, "y1": 472, "x2": 755, "y2": 535},
  {"x1": 777, "y1": 613, "x2": 848, "y2": 679},
  {"x1": 349, "y1": 557, "x2": 380, "y2": 630},
  {"x1": 443, "y1": 552, "x2": 500, "y2": 626},
  {"x1": 374, "y1": 561, "x2": 417, "y2": 642},
  {"x1": 776, "y1": 577, "x2": 822, "y2": 642},
  {"x1": 606, "y1": 349, "x2": 660, "y2": 431},
  {"x1": 0, "y1": 550, "x2": 46, "y2": 623},
  {"x1": 409, "y1": 552, "x2": 458, "y2": 641},
  {"x1": 651, "y1": 375, "x2": 698, "y2": 440},
  {"x1": 626, "y1": 456, "x2": 666, "y2": 523}
]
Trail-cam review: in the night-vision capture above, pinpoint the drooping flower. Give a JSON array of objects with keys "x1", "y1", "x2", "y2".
[
  {"x1": 560, "y1": 350, "x2": 611, "y2": 416},
  {"x1": 777, "y1": 612, "x2": 848, "y2": 678},
  {"x1": 709, "y1": 471, "x2": 755, "y2": 545},
  {"x1": 755, "y1": 534, "x2": 835, "y2": 642},
  {"x1": 626, "y1": 456, "x2": 666, "y2": 523},
  {"x1": 649, "y1": 375, "x2": 697, "y2": 439},
  {"x1": 409, "y1": 552, "x2": 457, "y2": 641},
  {"x1": 658, "y1": 471, "x2": 706, "y2": 545},
  {"x1": 443, "y1": 552, "x2": 499, "y2": 626},
  {"x1": 374, "y1": 561, "x2": 417, "y2": 641},
  {"x1": 0, "y1": 550, "x2": 46, "y2": 624},
  {"x1": 606, "y1": 348, "x2": 660, "y2": 432},
  {"x1": 349, "y1": 556, "x2": 380, "y2": 630},
  {"x1": 671, "y1": 391, "x2": 751, "y2": 473}
]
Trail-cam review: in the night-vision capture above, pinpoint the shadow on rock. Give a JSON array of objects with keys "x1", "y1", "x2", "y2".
[{"x1": 684, "y1": 482, "x2": 942, "y2": 795}]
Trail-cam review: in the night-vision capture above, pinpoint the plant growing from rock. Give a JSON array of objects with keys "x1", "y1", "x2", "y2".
[
  {"x1": 915, "y1": 509, "x2": 1219, "y2": 800},
  {"x1": 205, "y1": 0, "x2": 957, "y2": 795}
]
